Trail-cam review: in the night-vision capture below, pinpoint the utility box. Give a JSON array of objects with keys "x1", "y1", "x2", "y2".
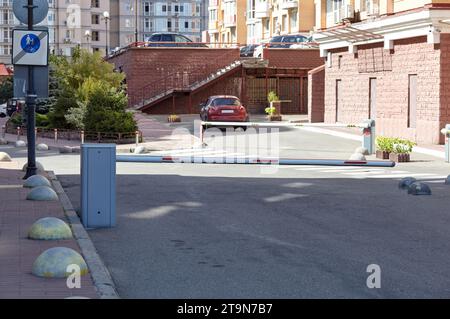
[{"x1": 81, "y1": 144, "x2": 116, "y2": 228}]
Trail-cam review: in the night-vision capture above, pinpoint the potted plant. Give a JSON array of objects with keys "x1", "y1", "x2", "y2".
[
  {"x1": 265, "y1": 91, "x2": 282, "y2": 121},
  {"x1": 389, "y1": 138, "x2": 415, "y2": 162},
  {"x1": 375, "y1": 136, "x2": 393, "y2": 159},
  {"x1": 167, "y1": 114, "x2": 181, "y2": 123}
]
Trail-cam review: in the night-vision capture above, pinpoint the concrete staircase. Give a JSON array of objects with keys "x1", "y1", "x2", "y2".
[{"x1": 136, "y1": 60, "x2": 242, "y2": 111}]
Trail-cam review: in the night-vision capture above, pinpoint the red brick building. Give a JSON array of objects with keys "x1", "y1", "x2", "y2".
[
  {"x1": 107, "y1": 46, "x2": 323, "y2": 115},
  {"x1": 314, "y1": 4, "x2": 450, "y2": 145}
]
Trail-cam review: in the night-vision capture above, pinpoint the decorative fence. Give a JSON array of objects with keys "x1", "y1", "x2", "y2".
[{"x1": 4, "y1": 124, "x2": 141, "y2": 145}]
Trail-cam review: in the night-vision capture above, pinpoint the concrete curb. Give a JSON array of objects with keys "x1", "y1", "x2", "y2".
[{"x1": 48, "y1": 171, "x2": 120, "y2": 299}]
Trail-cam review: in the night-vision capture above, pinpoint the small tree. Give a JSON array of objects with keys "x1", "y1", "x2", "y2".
[
  {"x1": 84, "y1": 82, "x2": 136, "y2": 133},
  {"x1": 0, "y1": 77, "x2": 13, "y2": 104}
]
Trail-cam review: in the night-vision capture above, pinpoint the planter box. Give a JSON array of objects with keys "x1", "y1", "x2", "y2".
[
  {"x1": 389, "y1": 153, "x2": 410, "y2": 163},
  {"x1": 376, "y1": 150, "x2": 390, "y2": 159},
  {"x1": 167, "y1": 115, "x2": 181, "y2": 123},
  {"x1": 267, "y1": 115, "x2": 282, "y2": 121}
]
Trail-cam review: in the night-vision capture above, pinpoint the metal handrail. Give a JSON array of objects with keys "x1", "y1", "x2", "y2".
[{"x1": 134, "y1": 49, "x2": 240, "y2": 108}]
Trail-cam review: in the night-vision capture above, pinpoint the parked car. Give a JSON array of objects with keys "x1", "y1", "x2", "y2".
[
  {"x1": 253, "y1": 34, "x2": 311, "y2": 58},
  {"x1": 240, "y1": 44, "x2": 258, "y2": 57},
  {"x1": 200, "y1": 95, "x2": 249, "y2": 123},
  {"x1": 6, "y1": 98, "x2": 26, "y2": 117},
  {"x1": 145, "y1": 32, "x2": 208, "y2": 47},
  {"x1": 0, "y1": 103, "x2": 6, "y2": 117}
]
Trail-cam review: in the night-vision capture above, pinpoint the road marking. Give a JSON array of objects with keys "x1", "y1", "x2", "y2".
[
  {"x1": 341, "y1": 170, "x2": 408, "y2": 176},
  {"x1": 366, "y1": 173, "x2": 439, "y2": 179}
]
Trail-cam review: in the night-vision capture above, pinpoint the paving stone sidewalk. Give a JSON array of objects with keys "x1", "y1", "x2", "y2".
[{"x1": 0, "y1": 161, "x2": 98, "y2": 299}]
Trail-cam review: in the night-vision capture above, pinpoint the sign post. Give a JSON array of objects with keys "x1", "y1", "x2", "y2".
[{"x1": 12, "y1": 0, "x2": 49, "y2": 179}]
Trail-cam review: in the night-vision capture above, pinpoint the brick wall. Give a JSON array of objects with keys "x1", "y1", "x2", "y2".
[
  {"x1": 439, "y1": 34, "x2": 450, "y2": 144},
  {"x1": 107, "y1": 47, "x2": 240, "y2": 107},
  {"x1": 308, "y1": 65, "x2": 325, "y2": 122},
  {"x1": 324, "y1": 36, "x2": 443, "y2": 144},
  {"x1": 264, "y1": 48, "x2": 324, "y2": 69}
]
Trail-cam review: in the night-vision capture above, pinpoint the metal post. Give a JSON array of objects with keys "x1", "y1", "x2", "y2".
[
  {"x1": 135, "y1": 130, "x2": 139, "y2": 147},
  {"x1": 134, "y1": 0, "x2": 138, "y2": 43},
  {"x1": 23, "y1": 0, "x2": 37, "y2": 179},
  {"x1": 17, "y1": 126, "x2": 20, "y2": 140},
  {"x1": 54, "y1": 128, "x2": 57, "y2": 143},
  {"x1": 441, "y1": 124, "x2": 450, "y2": 163},
  {"x1": 81, "y1": 130, "x2": 85, "y2": 144},
  {"x1": 361, "y1": 119, "x2": 376, "y2": 155}
]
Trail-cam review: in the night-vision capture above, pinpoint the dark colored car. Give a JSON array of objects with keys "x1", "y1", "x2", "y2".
[
  {"x1": 240, "y1": 44, "x2": 258, "y2": 57},
  {"x1": 6, "y1": 98, "x2": 26, "y2": 117},
  {"x1": 145, "y1": 32, "x2": 208, "y2": 47},
  {"x1": 253, "y1": 34, "x2": 311, "y2": 57},
  {"x1": 200, "y1": 95, "x2": 249, "y2": 122}
]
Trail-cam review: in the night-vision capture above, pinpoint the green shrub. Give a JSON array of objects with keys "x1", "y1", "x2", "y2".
[
  {"x1": 84, "y1": 84, "x2": 136, "y2": 133},
  {"x1": 36, "y1": 113, "x2": 50, "y2": 128},
  {"x1": 376, "y1": 136, "x2": 415, "y2": 154},
  {"x1": 267, "y1": 91, "x2": 279, "y2": 103},
  {"x1": 265, "y1": 106, "x2": 277, "y2": 115}
]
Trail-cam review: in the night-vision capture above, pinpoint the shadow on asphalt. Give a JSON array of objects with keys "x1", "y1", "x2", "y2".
[{"x1": 58, "y1": 173, "x2": 450, "y2": 299}]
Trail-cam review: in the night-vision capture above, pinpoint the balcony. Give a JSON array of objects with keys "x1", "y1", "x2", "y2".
[
  {"x1": 208, "y1": 0, "x2": 218, "y2": 8},
  {"x1": 224, "y1": 14, "x2": 236, "y2": 27},
  {"x1": 208, "y1": 21, "x2": 219, "y2": 33},
  {"x1": 255, "y1": 2, "x2": 270, "y2": 19},
  {"x1": 280, "y1": 0, "x2": 298, "y2": 10}
]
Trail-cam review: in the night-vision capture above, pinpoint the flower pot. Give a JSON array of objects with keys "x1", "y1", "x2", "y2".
[
  {"x1": 167, "y1": 115, "x2": 181, "y2": 123},
  {"x1": 389, "y1": 152, "x2": 410, "y2": 163},
  {"x1": 267, "y1": 114, "x2": 282, "y2": 121},
  {"x1": 270, "y1": 101, "x2": 282, "y2": 115},
  {"x1": 376, "y1": 150, "x2": 390, "y2": 160}
]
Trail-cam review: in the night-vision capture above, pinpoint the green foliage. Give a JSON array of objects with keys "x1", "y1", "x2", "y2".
[
  {"x1": 0, "y1": 77, "x2": 13, "y2": 104},
  {"x1": 36, "y1": 113, "x2": 50, "y2": 127},
  {"x1": 265, "y1": 106, "x2": 277, "y2": 115},
  {"x1": 10, "y1": 112, "x2": 22, "y2": 126},
  {"x1": 47, "y1": 48, "x2": 135, "y2": 133},
  {"x1": 267, "y1": 91, "x2": 279, "y2": 103},
  {"x1": 376, "y1": 136, "x2": 416, "y2": 154},
  {"x1": 84, "y1": 83, "x2": 136, "y2": 133}
]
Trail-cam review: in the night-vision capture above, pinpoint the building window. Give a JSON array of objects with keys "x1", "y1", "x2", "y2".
[
  {"x1": 91, "y1": 0, "x2": 99, "y2": 8},
  {"x1": 162, "y1": 5, "x2": 166, "y2": 12},
  {"x1": 168, "y1": 4, "x2": 171, "y2": 12},
  {"x1": 91, "y1": 14, "x2": 99, "y2": 24},
  {"x1": 408, "y1": 75, "x2": 417, "y2": 128},
  {"x1": 167, "y1": 20, "x2": 171, "y2": 31},
  {"x1": 91, "y1": 31, "x2": 99, "y2": 41},
  {"x1": 185, "y1": 21, "x2": 189, "y2": 29},
  {"x1": 174, "y1": 5, "x2": 178, "y2": 12},
  {"x1": 180, "y1": 5, "x2": 184, "y2": 12}
]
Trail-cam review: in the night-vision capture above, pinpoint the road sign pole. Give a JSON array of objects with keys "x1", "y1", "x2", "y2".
[{"x1": 23, "y1": 0, "x2": 37, "y2": 179}]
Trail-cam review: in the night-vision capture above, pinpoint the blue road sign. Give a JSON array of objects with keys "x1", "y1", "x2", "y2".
[{"x1": 21, "y1": 34, "x2": 40, "y2": 53}]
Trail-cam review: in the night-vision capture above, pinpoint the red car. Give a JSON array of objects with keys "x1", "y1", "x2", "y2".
[{"x1": 199, "y1": 95, "x2": 249, "y2": 122}]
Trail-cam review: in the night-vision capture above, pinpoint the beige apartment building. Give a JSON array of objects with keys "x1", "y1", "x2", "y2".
[
  {"x1": 208, "y1": 0, "x2": 316, "y2": 45},
  {"x1": 208, "y1": 0, "x2": 247, "y2": 44}
]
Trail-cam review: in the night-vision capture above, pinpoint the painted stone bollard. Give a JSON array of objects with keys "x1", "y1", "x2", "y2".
[
  {"x1": 22, "y1": 161, "x2": 45, "y2": 172},
  {"x1": 0, "y1": 151, "x2": 12, "y2": 162},
  {"x1": 349, "y1": 153, "x2": 366, "y2": 161},
  {"x1": 26, "y1": 186, "x2": 58, "y2": 201},
  {"x1": 28, "y1": 217, "x2": 73, "y2": 240},
  {"x1": 36, "y1": 143, "x2": 49, "y2": 151},
  {"x1": 134, "y1": 146, "x2": 146, "y2": 154},
  {"x1": 354, "y1": 147, "x2": 369, "y2": 155},
  {"x1": 15, "y1": 140, "x2": 26, "y2": 147},
  {"x1": 32, "y1": 247, "x2": 88, "y2": 278},
  {"x1": 408, "y1": 182, "x2": 432, "y2": 196},
  {"x1": 59, "y1": 146, "x2": 73, "y2": 154},
  {"x1": 23, "y1": 175, "x2": 51, "y2": 188},
  {"x1": 398, "y1": 177, "x2": 417, "y2": 190}
]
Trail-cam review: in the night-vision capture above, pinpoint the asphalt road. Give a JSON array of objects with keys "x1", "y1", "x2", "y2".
[{"x1": 3, "y1": 124, "x2": 450, "y2": 298}]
